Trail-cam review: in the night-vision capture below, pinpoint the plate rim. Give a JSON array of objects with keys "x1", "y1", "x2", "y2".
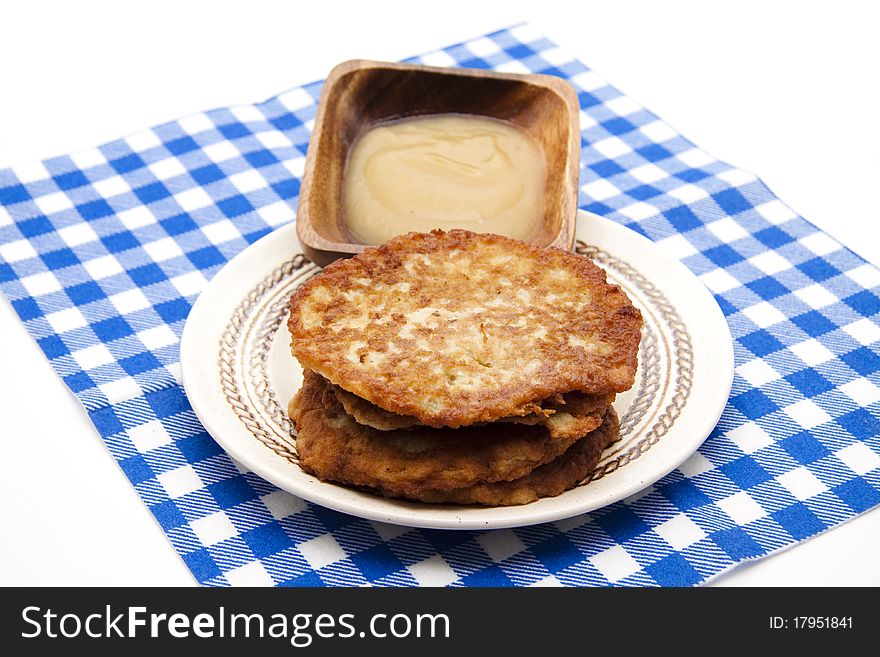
[{"x1": 180, "y1": 211, "x2": 733, "y2": 530}]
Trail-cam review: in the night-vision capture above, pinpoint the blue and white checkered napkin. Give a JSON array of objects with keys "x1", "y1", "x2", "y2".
[{"x1": 2, "y1": 24, "x2": 879, "y2": 587}]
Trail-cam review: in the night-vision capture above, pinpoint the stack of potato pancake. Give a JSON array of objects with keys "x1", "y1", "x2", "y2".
[{"x1": 287, "y1": 230, "x2": 642, "y2": 506}]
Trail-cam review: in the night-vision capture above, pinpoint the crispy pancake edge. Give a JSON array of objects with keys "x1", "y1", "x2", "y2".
[
  {"x1": 412, "y1": 407, "x2": 619, "y2": 505},
  {"x1": 332, "y1": 379, "x2": 614, "y2": 440},
  {"x1": 289, "y1": 370, "x2": 609, "y2": 495}
]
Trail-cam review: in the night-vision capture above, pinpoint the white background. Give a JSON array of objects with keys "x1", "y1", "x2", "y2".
[{"x1": 1, "y1": 0, "x2": 878, "y2": 586}]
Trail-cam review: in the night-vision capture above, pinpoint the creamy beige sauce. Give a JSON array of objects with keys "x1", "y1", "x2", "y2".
[{"x1": 342, "y1": 114, "x2": 546, "y2": 245}]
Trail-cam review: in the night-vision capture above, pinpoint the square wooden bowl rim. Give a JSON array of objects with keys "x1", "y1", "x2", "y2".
[{"x1": 296, "y1": 59, "x2": 581, "y2": 260}]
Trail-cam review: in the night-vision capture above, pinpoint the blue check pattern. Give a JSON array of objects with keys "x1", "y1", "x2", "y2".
[{"x1": 2, "y1": 24, "x2": 879, "y2": 587}]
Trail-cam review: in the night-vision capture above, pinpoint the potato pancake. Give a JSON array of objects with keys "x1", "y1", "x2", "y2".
[
  {"x1": 289, "y1": 230, "x2": 641, "y2": 428},
  {"x1": 288, "y1": 370, "x2": 611, "y2": 497}
]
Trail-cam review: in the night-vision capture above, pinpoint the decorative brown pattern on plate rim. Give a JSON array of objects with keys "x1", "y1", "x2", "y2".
[
  {"x1": 575, "y1": 241, "x2": 694, "y2": 481},
  {"x1": 217, "y1": 254, "x2": 312, "y2": 464}
]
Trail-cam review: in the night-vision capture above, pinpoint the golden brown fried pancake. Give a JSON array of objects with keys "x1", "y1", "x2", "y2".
[
  {"x1": 415, "y1": 408, "x2": 618, "y2": 506},
  {"x1": 289, "y1": 229, "x2": 641, "y2": 428},
  {"x1": 331, "y1": 380, "x2": 614, "y2": 440},
  {"x1": 289, "y1": 370, "x2": 610, "y2": 496}
]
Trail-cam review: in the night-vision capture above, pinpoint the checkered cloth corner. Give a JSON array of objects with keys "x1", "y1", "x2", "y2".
[{"x1": 1, "y1": 24, "x2": 879, "y2": 587}]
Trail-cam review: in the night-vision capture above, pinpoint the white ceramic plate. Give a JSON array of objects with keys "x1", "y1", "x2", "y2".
[{"x1": 180, "y1": 211, "x2": 733, "y2": 529}]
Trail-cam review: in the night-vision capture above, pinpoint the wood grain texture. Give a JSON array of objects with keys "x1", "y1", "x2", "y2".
[{"x1": 296, "y1": 60, "x2": 580, "y2": 266}]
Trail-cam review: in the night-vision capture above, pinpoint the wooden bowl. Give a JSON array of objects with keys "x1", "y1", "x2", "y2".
[{"x1": 296, "y1": 59, "x2": 581, "y2": 266}]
